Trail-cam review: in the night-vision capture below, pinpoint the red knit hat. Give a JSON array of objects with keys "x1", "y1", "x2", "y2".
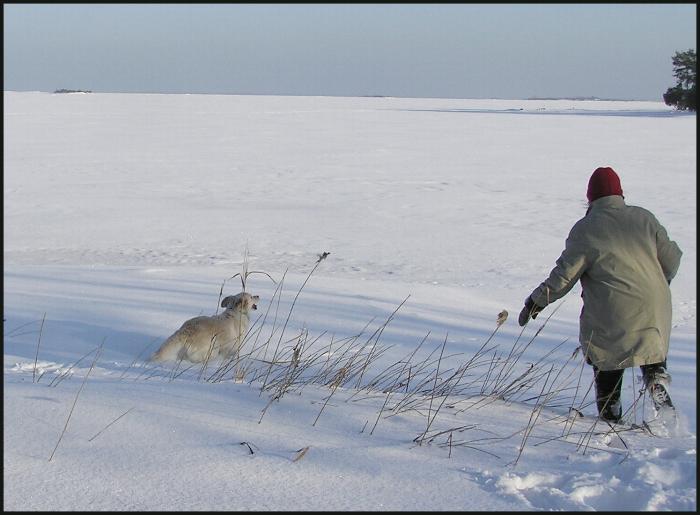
[{"x1": 587, "y1": 167, "x2": 623, "y2": 202}]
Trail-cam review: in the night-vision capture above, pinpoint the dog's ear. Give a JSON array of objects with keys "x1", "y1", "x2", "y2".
[{"x1": 221, "y1": 295, "x2": 239, "y2": 308}]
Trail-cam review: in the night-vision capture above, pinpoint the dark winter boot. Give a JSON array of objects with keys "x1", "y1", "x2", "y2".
[
  {"x1": 599, "y1": 400, "x2": 622, "y2": 423},
  {"x1": 593, "y1": 367, "x2": 623, "y2": 423}
]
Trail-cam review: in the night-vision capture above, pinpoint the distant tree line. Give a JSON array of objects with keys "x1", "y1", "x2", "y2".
[
  {"x1": 663, "y1": 49, "x2": 696, "y2": 111},
  {"x1": 54, "y1": 89, "x2": 92, "y2": 94}
]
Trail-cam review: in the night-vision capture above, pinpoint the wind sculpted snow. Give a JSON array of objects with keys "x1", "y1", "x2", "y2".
[{"x1": 3, "y1": 92, "x2": 696, "y2": 511}]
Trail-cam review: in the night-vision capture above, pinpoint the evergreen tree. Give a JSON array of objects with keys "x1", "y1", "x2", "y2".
[{"x1": 663, "y1": 49, "x2": 696, "y2": 111}]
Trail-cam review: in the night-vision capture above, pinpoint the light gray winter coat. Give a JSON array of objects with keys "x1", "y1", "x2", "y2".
[{"x1": 529, "y1": 195, "x2": 682, "y2": 371}]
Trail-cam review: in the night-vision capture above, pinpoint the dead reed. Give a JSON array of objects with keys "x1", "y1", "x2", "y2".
[{"x1": 49, "y1": 339, "x2": 104, "y2": 461}]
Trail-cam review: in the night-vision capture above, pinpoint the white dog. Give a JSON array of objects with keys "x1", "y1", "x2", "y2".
[{"x1": 150, "y1": 292, "x2": 259, "y2": 363}]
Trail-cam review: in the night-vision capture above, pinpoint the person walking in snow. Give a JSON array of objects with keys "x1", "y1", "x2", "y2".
[{"x1": 518, "y1": 167, "x2": 682, "y2": 422}]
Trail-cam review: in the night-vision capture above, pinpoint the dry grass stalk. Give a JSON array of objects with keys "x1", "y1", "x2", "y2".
[
  {"x1": 369, "y1": 332, "x2": 430, "y2": 435},
  {"x1": 258, "y1": 330, "x2": 318, "y2": 424},
  {"x1": 216, "y1": 246, "x2": 277, "y2": 314},
  {"x1": 196, "y1": 333, "x2": 220, "y2": 381},
  {"x1": 239, "y1": 441, "x2": 258, "y2": 455},
  {"x1": 32, "y1": 312, "x2": 47, "y2": 383},
  {"x1": 168, "y1": 340, "x2": 194, "y2": 382},
  {"x1": 511, "y1": 364, "x2": 555, "y2": 467},
  {"x1": 49, "y1": 340, "x2": 104, "y2": 461},
  {"x1": 4, "y1": 318, "x2": 43, "y2": 339},
  {"x1": 119, "y1": 337, "x2": 159, "y2": 380},
  {"x1": 49, "y1": 346, "x2": 100, "y2": 387},
  {"x1": 353, "y1": 295, "x2": 410, "y2": 389},
  {"x1": 417, "y1": 334, "x2": 448, "y2": 445},
  {"x1": 312, "y1": 366, "x2": 348, "y2": 427},
  {"x1": 88, "y1": 407, "x2": 134, "y2": 442},
  {"x1": 259, "y1": 258, "x2": 325, "y2": 394}
]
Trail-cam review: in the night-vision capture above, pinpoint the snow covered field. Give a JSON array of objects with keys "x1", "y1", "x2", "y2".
[{"x1": 3, "y1": 91, "x2": 696, "y2": 511}]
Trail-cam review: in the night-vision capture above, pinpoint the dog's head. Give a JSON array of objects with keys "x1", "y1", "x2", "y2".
[{"x1": 221, "y1": 292, "x2": 259, "y2": 312}]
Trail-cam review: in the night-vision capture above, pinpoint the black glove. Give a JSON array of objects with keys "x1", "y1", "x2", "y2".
[{"x1": 518, "y1": 297, "x2": 544, "y2": 326}]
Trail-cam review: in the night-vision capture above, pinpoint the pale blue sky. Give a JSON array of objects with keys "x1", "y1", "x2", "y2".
[{"x1": 3, "y1": 3, "x2": 697, "y2": 100}]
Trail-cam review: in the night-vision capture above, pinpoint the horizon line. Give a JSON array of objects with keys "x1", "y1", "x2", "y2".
[{"x1": 3, "y1": 89, "x2": 662, "y2": 103}]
